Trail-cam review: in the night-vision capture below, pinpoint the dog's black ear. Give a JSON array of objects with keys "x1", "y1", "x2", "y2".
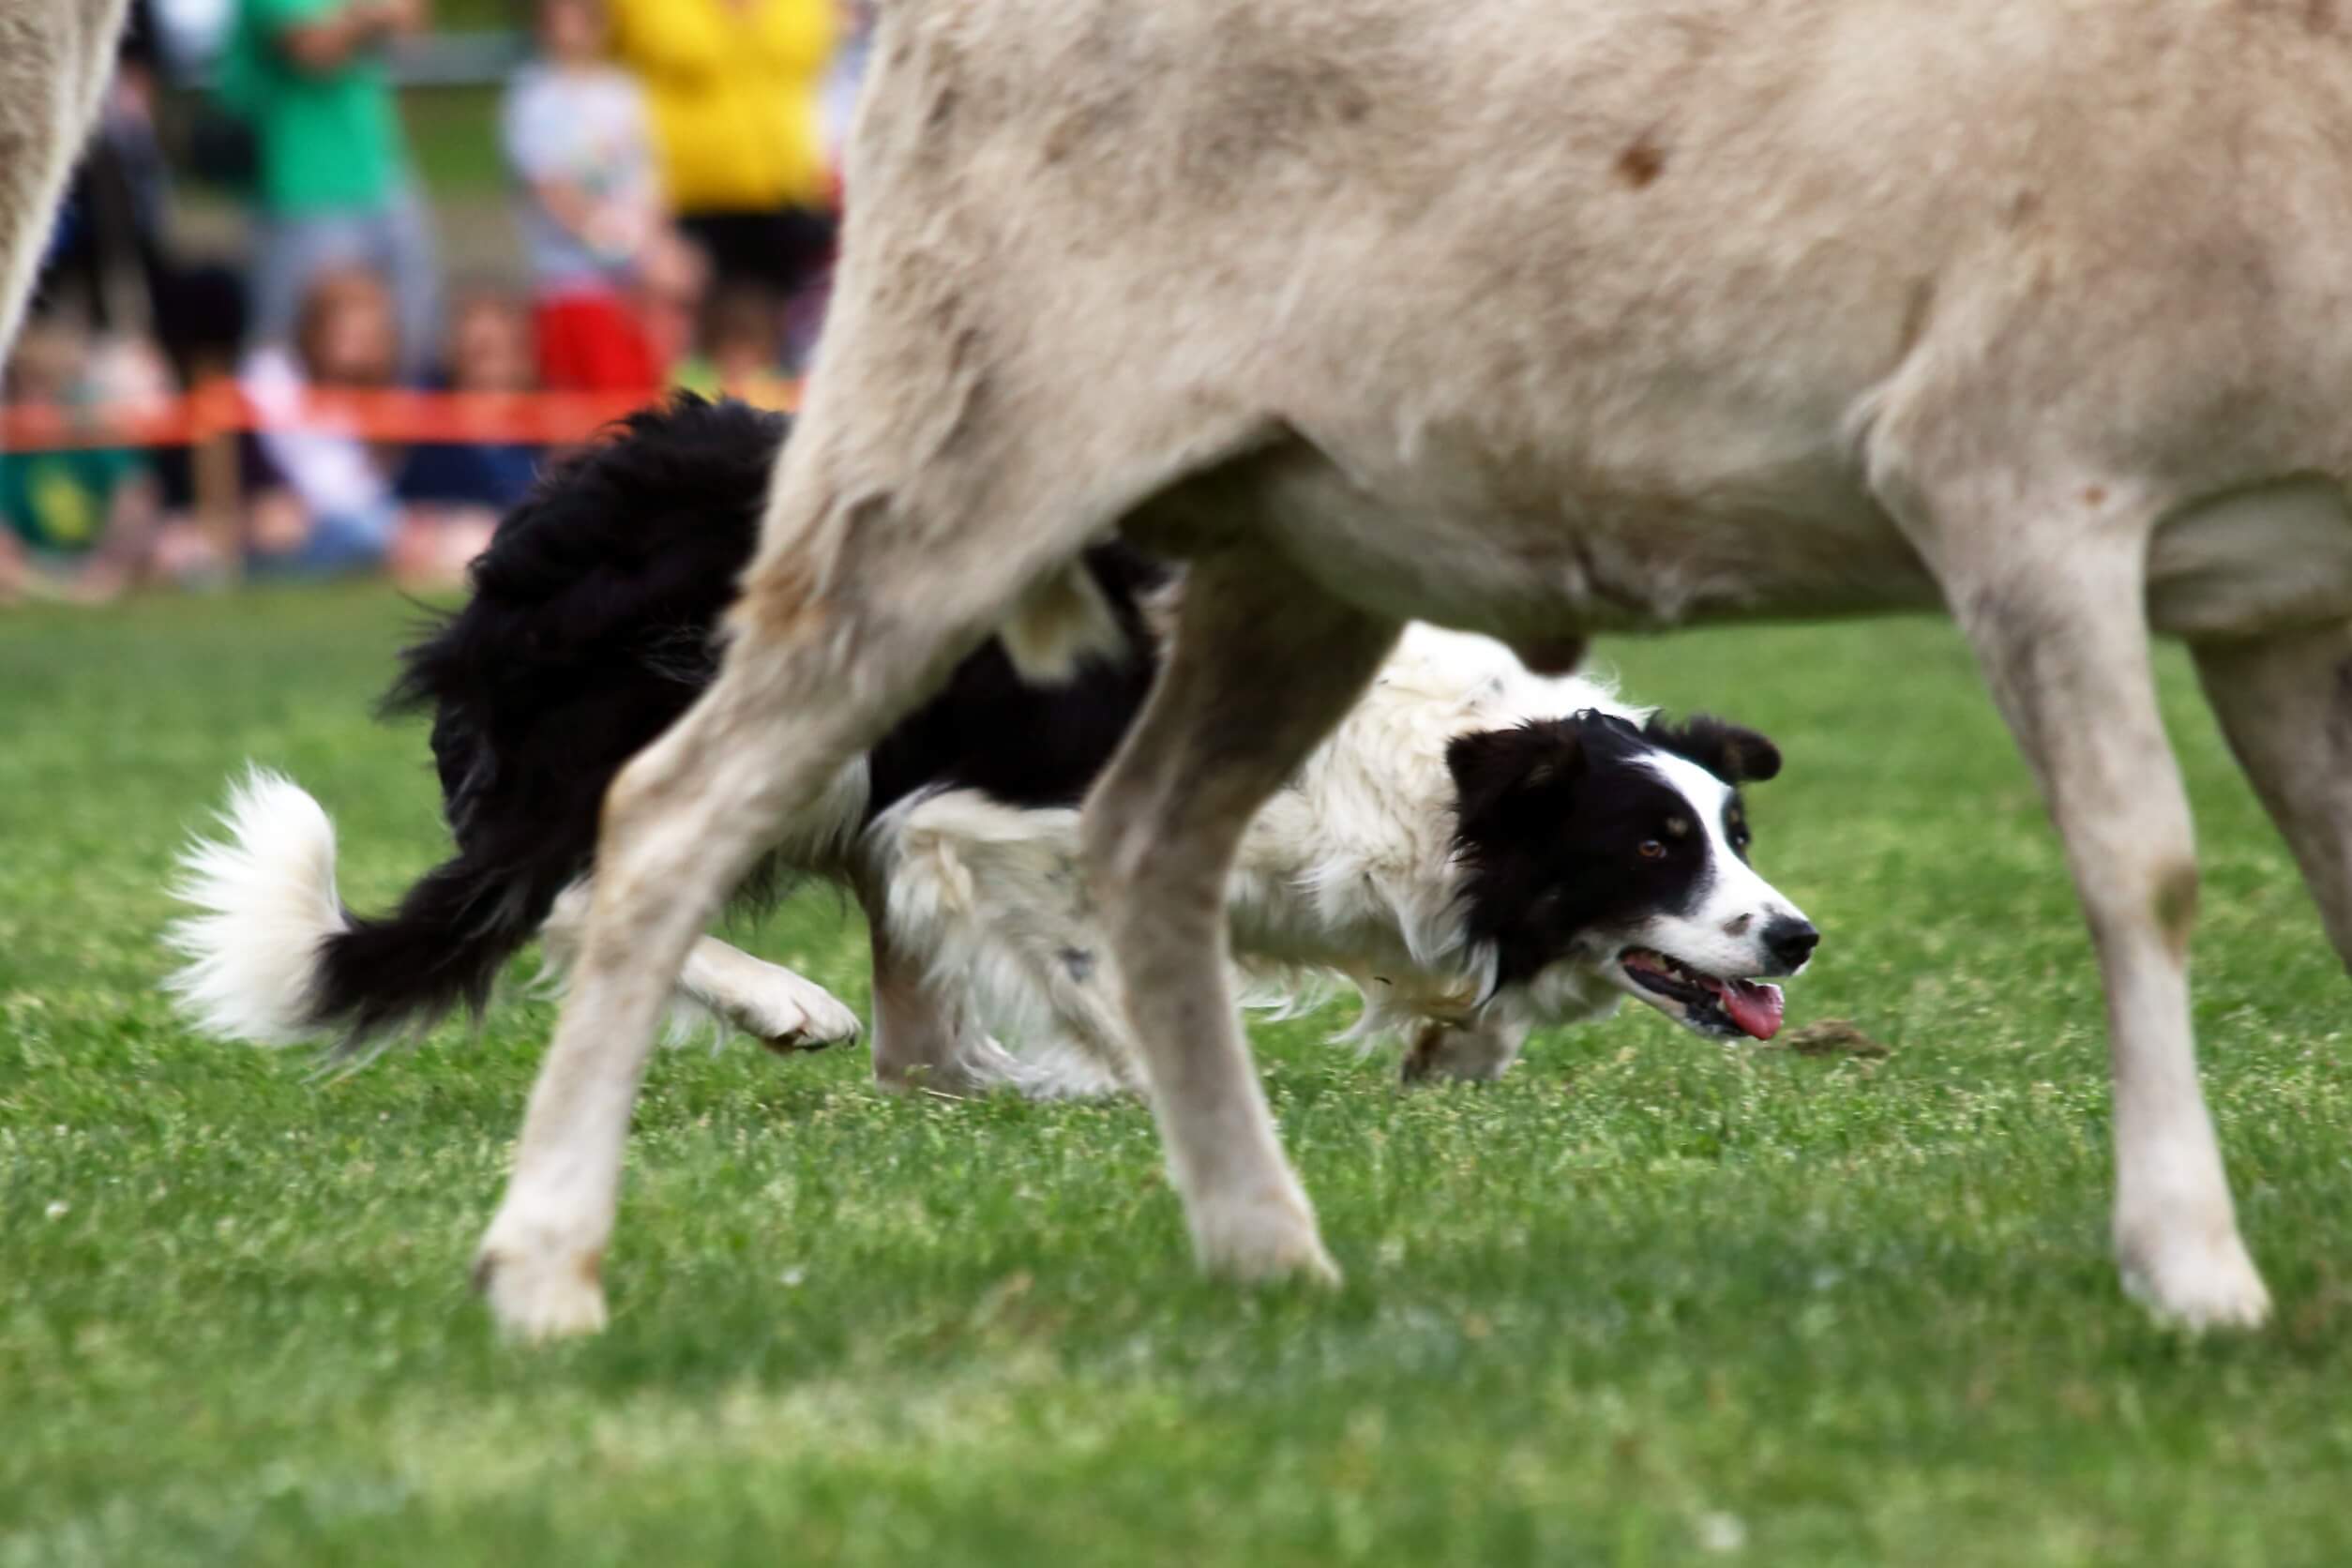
[
  {"x1": 1446, "y1": 720, "x2": 1588, "y2": 830},
  {"x1": 1644, "y1": 714, "x2": 1783, "y2": 784}
]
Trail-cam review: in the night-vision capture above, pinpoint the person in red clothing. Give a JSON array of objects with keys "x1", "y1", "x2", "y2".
[{"x1": 501, "y1": 0, "x2": 696, "y2": 391}]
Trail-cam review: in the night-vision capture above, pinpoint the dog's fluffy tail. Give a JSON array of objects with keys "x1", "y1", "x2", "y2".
[{"x1": 165, "y1": 768, "x2": 542, "y2": 1053}]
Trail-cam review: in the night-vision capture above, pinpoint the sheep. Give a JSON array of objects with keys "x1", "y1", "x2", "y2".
[{"x1": 432, "y1": 0, "x2": 2352, "y2": 1338}]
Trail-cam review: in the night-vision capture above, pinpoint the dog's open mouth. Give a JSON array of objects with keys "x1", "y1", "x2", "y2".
[{"x1": 1620, "y1": 948, "x2": 1785, "y2": 1040}]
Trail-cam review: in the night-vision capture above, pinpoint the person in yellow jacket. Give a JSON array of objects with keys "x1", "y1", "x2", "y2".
[{"x1": 608, "y1": 0, "x2": 838, "y2": 346}]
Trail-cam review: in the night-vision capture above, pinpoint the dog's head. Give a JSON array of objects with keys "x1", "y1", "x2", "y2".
[{"x1": 1447, "y1": 711, "x2": 1815, "y2": 1040}]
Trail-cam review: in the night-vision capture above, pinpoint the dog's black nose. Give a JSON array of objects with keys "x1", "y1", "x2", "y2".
[{"x1": 1763, "y1": 915, "x2": 1818, "y2": 972}]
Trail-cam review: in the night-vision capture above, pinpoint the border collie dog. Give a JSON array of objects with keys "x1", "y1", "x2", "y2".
[{"x1": 167, "y1": 397, "x2": 1817, "y2": 1093}]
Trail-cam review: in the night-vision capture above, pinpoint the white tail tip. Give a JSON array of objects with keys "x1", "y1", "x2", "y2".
[{"x1": 162, "y1": 767, "x2": 349, "y2": 1045}]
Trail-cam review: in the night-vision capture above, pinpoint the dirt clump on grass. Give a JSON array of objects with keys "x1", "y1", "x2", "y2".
[{"x1": 1774, "y1": 1018, "x2": 1892, "y2": 1059}]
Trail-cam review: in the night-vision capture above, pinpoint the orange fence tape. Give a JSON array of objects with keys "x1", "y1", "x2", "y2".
[{"x1": 0, "y1": 383, "x2": 801, "y2": 453}]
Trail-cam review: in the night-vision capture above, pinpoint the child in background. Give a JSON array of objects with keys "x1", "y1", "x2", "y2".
[
  {"x1": 393, "y1": 288, "x2": 538, "y2": 587},
  {"x1": 0, "y1": 319, "x2": 167, "y2": 605},
  {"x1": 502, "y1": 0, "x2": 685, "y2": 392},
  {"x1": 632, "y1": 222, "x2": 707, "y2": 381},
  {"x1": 239, "y1": 265, "x2": 408, "y2": 577},
  {"x1": 673, "y1": 285, "x2": 796, "y2": 410}
]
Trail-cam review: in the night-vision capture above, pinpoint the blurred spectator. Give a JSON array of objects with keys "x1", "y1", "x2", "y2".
[
  {"x1": 150, "y1": 0, "x2": 241, "y2": 73},
  {"x1": 635, "y1": 224, "x2": 711, "y2": 379},
  {"x1": 609, "y1": 0, "x2": 837, "y2": 362},
  {"x1": 0, "y1": 321, "x2": 173, "y2": 605},
  {"x1": 674, "y1": 284, "x2": 795, "y2": 410},
  {"x1": 218, "y1": 0, "x2": 440, "y2": 378},
  {"x1": 394, "y1": 289, "x2": 537, "y2": 584},
  {"x1": 501, "y1": 0, "x2": 687, "y2": 392},
  {"x1": 239, "y1": 273, "x2": 524, "y2": 590},
  {"x1": 239, "y1": 265, "x2": 409, "y2": 577}
]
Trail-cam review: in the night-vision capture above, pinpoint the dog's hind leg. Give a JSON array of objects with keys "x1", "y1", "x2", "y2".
[
  {"x1": 1083, "y1": 549, "x2": 1400, "y2": 1284},
  {"x1": 1906, "y1": 475, "x2": 2269, "y2": 1329},
  {"x1": 2192, "y1": 624, "x2": 2352, "y2": 972},
  {"x1": 875, "y1": 793, "x2": 1148, "y2": 1098},
  {"x1": 1400, "y1": 1019, "x2": 1530, "y2": 1085},
  {"x1": 863, "y1": 897, "x2": 1033, "y2": 1097}
]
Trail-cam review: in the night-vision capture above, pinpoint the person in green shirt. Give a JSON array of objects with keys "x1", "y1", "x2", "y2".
[
  {"x1": 0, "y1": 323, "x2": 165, "y2": 605},
  {"x1": 0, "y1": 445, "x2": 163, "y2": 605},
  {"x1": 218, "y1": 0, "x2": 440, "y2": 378}
]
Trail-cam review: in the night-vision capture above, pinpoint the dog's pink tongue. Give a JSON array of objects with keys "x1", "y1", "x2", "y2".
[{"x1": 1718, "y1": 979, "x2": 1785, "y2": 1041}]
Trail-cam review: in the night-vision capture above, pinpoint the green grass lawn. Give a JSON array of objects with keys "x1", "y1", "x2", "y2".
[{"x1": 3, "y1": 587, "x2": 2347, "y2": 1566}]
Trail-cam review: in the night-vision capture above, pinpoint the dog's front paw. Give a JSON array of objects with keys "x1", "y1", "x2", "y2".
[
  {"x1": 742, "y1": 975, "x2": 864, "y2": 1055},
  {"x1": 2117, "y1": 1219, "x2": 2271, "y2": 1332}
]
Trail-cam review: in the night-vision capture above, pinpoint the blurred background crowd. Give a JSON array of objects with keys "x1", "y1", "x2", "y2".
[{"x1": 0, "y1": 0, "x2": 870, "y2": 604}]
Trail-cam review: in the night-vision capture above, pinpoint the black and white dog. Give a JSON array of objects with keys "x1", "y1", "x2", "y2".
[{"x1": 167, "y1": 397, "x2": 1816, "y2": 1093}]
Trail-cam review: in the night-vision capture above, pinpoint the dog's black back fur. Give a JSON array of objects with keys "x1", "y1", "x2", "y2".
[{"x1": 309, "y1": 395, "x2": 1167, "y2": 1047}]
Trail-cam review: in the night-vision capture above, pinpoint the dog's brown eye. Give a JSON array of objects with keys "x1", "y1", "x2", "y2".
[{"x1": 1637, "y1": 839, "x2": 1667, "y2": 860}]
